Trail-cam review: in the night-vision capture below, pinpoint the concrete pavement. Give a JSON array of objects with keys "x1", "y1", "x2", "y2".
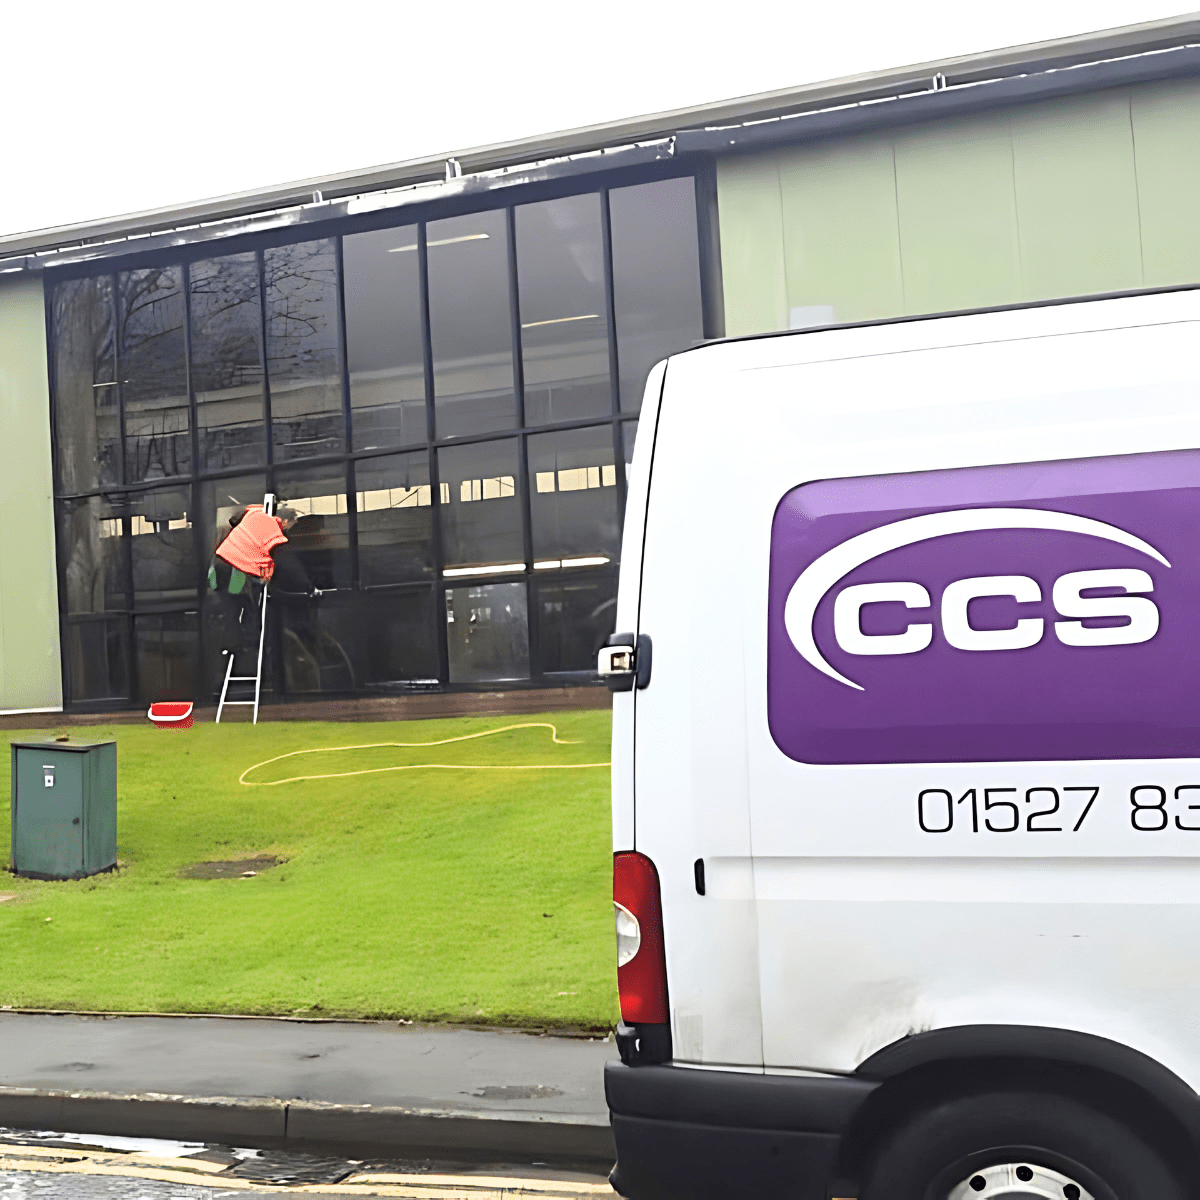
[{"x1": 0, "y1": 1015, "x2": 618, "y2": 1163}]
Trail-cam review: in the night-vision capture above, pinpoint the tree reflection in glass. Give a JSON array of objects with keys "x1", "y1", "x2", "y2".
[
  {"x1": 118, "y1": 266, "x2": 190, "y2": 482},
  {"x1": 190, "y1": 253, "x2": 266, "y2": 471},
  {"x1": 265, "y1": 239, "x2": 345, "y2": 461},
  {"x1": 53, "y1": 276, "x2": 119, "y2": 492},
  {"x1": 58, "y1": 494, "x2": 129, "y2": 615}
]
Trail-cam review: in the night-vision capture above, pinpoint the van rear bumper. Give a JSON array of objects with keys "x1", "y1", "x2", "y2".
[{"x1": 604, "y1": 1062, "x2": 877, "y2": 1200}]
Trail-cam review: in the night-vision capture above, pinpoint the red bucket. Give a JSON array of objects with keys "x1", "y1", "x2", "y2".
[{"x1": 148, "y1": 701, "x2": 194, "y2": 729}]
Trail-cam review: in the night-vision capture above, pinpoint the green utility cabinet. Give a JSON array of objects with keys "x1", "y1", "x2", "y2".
[{"x1": 10, "y1": 739, "x2": 117, "y2": 880}]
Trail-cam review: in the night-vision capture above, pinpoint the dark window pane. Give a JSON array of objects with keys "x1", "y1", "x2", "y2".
[
  {"x1": 355, "y1": 452, "x2": 435, "y2": 585},
  {"x1": 437, "y1": 439, "x2": 523, "y2": 571},
  {"x1": 610, "y1": 177, "x2": 704, "y2": 412},
  {"x1": 622, "y1": 419, "x2": 638, "y2": 483},
  {"x1": 528, "y1": 425, "x2": 619, "y2": 565},
  {"x1": 53, "y1": 276, "x2": 119, "y2": 491},
  {"x1": 344, "y1": 226, "x2": 427, "y2": 451},
  {"x1": 534, "y1": 572, "x2": 617, "y2": 675},
  {"x1": 275, "y1": 464, "x2": 352, "y2": 589},
  {"x1": 516, "y1": 194, "x2": 611, "y2": 425},
  {"x1": 280, "y1": 603, "x2": 353, "y2": 693},
  {"x1": 190, "y1": 253, "x2": 266, "y2": 471},
  {"x1": 446, "y1": 581, "x2": 529, "y2": 682},
  {"x1": 265, "y1": 240, "x2": 344, "y2": 461},
  {"x1": 59, "y1": 495, "x2": 129, "y2": 614},
  {"x1": 119, "y1": 266, "x2": 191, "y2": 481},
  {"x1": 196, "y1": 474, "x2": 267, "y2": 563},
  {"x1": 64, "y1": 619, "x2": 130, "y2": 702},
  {"x1": 283, "y1": 588, "x2": 438, "y2": 694},
  {"x1": 130, "y1": 485, "x2": 196, "y2": 608},
  {"x1": 135, "y1": 612, "x2": 200, "y2": 705},
  {"x1": 428, "y1": 211, "x2": 515, "y2": 438}
]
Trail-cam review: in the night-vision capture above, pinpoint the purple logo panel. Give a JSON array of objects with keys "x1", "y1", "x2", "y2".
[{"x1": 767, "y1": 450, "x2": 1200, "y2": 764}]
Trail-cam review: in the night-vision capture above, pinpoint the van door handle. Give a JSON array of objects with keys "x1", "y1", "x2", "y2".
[{"x1": 598, "y1": 633, "x2": 652, "y2": 691}]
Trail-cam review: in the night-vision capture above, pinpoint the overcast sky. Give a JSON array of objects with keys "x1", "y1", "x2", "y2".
[{"x1": 1, "y1": 0, "x2": 1192, "y2": 239}]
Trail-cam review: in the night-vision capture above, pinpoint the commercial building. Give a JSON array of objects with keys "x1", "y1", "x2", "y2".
[{"x1": 2, "y1": 14, "x2": 1198, "y2": 713}]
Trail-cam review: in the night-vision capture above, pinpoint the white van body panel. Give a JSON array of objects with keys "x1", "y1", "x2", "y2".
[
  {"x1": 631, "y1": 291, "x2": 1200, "y2": 1087},
  {"x1": 611, "y1": 361, "x2": 667, "y2": 855}
]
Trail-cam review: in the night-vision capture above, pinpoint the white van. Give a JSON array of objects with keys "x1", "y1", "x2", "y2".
[{"x1": 600, "y1": 288, "x2": 1200, "y2": 1200}]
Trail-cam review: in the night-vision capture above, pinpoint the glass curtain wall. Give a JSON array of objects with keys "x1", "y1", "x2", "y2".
[{"x1": 49, "y1": 174, "x2": 705, "y2": 707}]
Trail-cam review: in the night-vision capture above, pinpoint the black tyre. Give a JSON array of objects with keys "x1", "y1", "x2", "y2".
[{"x1": 860, "y1": 1090, "x2": 1186, "y2": 1200}]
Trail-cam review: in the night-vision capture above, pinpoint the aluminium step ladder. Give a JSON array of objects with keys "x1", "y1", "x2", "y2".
[{"x1": 216, "y1": 493, "x2": 275, "y2": 725}]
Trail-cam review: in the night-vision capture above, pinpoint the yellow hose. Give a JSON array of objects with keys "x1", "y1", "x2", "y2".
[{"x1": 240, "y1": 722, "x2": 610, "y2": 786}]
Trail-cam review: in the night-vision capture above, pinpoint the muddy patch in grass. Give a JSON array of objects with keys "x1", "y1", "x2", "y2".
[{"x1": 179, "y1": 855, "x2": 285, "y2": 879}]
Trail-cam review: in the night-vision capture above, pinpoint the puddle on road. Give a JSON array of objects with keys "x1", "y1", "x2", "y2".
[
  {"x1": 0, "y1": 1128, "x2": 205, "y2": 1158},
  {"x1": 227, "y1": 1150, "x2": 362, "y2": 1185},
  {"x1": 0, "y1": 1129, "x2": 363, "y2": 1185}
]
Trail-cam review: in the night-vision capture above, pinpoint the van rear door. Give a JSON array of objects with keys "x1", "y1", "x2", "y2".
[{"x1": 632, "y1": 357, "x2": 762, "y2": 1068}]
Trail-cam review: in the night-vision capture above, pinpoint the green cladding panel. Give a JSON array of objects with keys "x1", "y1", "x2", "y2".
[
  {"x1": 717, "y1": 77, "x2": 1200, "y2": 335},
  {"x1": 0, "y1": 275, "x2": 61, "y2": 714},
  {"x1": 777, "y1": 133, "x2": 905, "y2": 328},
  {"x1": 10, "y1": 739, "x2": 116, "y2": 879}
]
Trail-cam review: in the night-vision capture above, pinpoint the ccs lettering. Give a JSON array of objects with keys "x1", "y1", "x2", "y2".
[
  {"x1": 836, "y1": 568, "x2": 1157, "y2": 659},
  {"x1": 918, "y1": 786, "x2": 1200, "y2": 833}
]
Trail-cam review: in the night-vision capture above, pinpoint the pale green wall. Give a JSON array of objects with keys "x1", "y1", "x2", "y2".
[
  {"x1": 718, "y1": 77, "x2": 1200, "y2": 336},
  {"x1": 0, "y1": 275, "x2": 62, "y2": 712}
]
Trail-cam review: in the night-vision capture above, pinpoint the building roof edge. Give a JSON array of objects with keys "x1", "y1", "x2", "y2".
[{"x1": 3, "y1": 11, "x2": 1198, "y2": 264}]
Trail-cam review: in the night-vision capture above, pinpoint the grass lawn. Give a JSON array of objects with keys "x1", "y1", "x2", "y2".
[{"x1": 0, "y1": 711, "x2": 617, "y2": 1030}]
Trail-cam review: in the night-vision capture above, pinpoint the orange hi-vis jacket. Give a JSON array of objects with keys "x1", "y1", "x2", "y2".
[{"x1": 215, "y1": 508, "x2": 288, "y2": 581}]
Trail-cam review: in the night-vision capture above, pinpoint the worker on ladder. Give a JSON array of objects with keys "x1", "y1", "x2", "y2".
[{"x1": 206, "y1": 496, "x2": 310, "y2": 722}]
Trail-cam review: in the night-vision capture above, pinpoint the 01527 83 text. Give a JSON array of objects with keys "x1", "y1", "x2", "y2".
[{"x1": 916, "y1": 785, "x2": 1200, "y2": 834}]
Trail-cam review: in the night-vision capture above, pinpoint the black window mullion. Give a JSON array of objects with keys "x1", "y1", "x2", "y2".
[
  {"x1": 334, "y1": 236, "x2": 360, "y2": 589},
  {"x1": 181, "y1": 262, "x2": 200, "y2": 481},
  {"x1": 45, "y1": 283, "x2": 75, "y2": 710},
  {"x1": 507, "y1": 206, "x2": 528, "y2": 435},
  {"x1": 181, "y1": 262, "x2": 208, "y2": 700},
  {"x1": 257, "y1": 248, "x2": 274, "y2": 480},
  {"x1": 507, "y1": 205, "x2": 538, "y2": 678},
  {"x1": 181, "y1": 263, "x2": 205, "y2": 601},
  {"x1": 507, "y1": 207, "x2": 533, "y2": 569},
  {"x1": 345, "y1": 458, "x2": 360, "y2": 591},
  {"x1": 599, "y1": 188, "x2": 628, "y2": 522},
  {"x1": 256, "y1": 246, "x2": 284, "y2": 698},
  {"x1": 113, "y1": 274, "x2": 128, "y2": 487},
  {"x1": 112, "y1": 273, "x2": 137, "y2": 695},
  {"x1": 124, "y1": 608, "x2": 138, "y2": 707},
  {"x1": 693, "y1": 165, "x2": 726, "y2": 342},
  {"x1": 418, "y1": 222, "x2": 450, "y2": 684}
]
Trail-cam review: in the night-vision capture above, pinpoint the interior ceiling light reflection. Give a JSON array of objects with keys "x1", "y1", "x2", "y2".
[{"x1": 388, "y1": 233, "x2": 490, "y2": 253}]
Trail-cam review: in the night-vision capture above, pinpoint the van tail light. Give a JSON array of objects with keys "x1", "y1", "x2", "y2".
[{"x1": 613, "y1": 852, "x2": 668, "y2": 1024}]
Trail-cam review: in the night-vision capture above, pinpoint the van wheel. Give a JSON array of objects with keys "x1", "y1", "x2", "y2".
[{"x1": 859, "y1": 1090, "x2": 1185, "y2": 1200}]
